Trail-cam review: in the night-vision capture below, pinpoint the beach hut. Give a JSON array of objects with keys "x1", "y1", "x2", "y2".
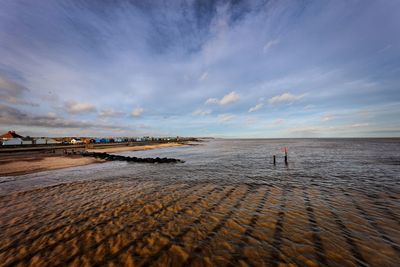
[
  {"x1": 84, "y1": 138, "x2": 95, "y2": 144},
  {"x1": 35, "y1": 138, "x2": 47, "y2": 145},
  {"x1": 70, "y1": 138, "x2": 83, "y2": 144},
  {"x1": 2, "y1": 138, "x2": 22, "y2": 145},
  {"x1": 46, "y1": 138, "x2": 59, "y2": 144},
  {"x1": 22, "y1": 137, "x2": 33, "y2": 145}
]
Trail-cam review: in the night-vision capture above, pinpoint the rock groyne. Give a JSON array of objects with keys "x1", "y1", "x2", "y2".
[{"x1": 81, "y1": 151, "x2": 184, "y2": 163}]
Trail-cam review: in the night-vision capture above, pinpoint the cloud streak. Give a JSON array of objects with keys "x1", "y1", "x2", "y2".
[
  {"x1": 131, "y1": 107, "x2": 144, "y2": 117},
  {"x1": 64, "y1": 101, "x2": 97, "y2": 114},
  {"x1": 0, "y1": 104, "x2": 125, "y2": 130},
  {"x1": 248, "y1": 103, "x2": 263, "y2": 112},
  {"x1": 218, "y1": 114, "x2": 235, "y2": 124},
  {"x1": 268, "y1": 92, "x2": 305, "y2": 104},
  {"x1": 0, "y1": 76, "x2": 38, "y2": 106},
  {"x1": 206, "y1": 91, "x2": 240, "y2": 106}
]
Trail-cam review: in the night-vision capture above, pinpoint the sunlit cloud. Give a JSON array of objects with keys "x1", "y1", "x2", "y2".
[
  {"x1": 206, "y1": 91, "x2": 240, "y2": 106},
  {"x1": 192, "y1": 109, "x2": 211, "y2": 116},
  {"x1": 218, "y1": 114, "x2": 235, "y2": 124},
  {"x1": 248, "y1": 103, "x2": 264, "y2": 112},
  {"x1": 268, "y1": 92, "x2": 305, "y2": 104},
  {"x1": 64, "y1": 101, "x2": 96, "y2": 114},
  {"x1": 131, "y1": 107, "x2": 144, "y2": 117},
  {"x1": 288, "y1": 123, "x2": 371, "y2": 135},
  {"x1": 98, "y1": 109, "x2": 124, "y2": 118},
  {"x1": 321, "y1": 114, "x2": 335, "y2": 122}
]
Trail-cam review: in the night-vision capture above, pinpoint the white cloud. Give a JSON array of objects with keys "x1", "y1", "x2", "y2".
[
  {"x1": 218, "y1": 114, "x2": 235, "y2": 124},
  {"x1": 378, "y1": 44, "x2": 392, "y2": 53},
  {"x1": 99, "y1": 109, "x2": 124, "y2": 118},
  {"x1": 303, "y1": 104, "x2": 315, "y2": 110},
  {"x1": 268, "y1": 92, "x2": 305, "y2": 104},
  {"x1": 192, "y1": 109, "x2": 211, "y2": 116},
  {"x1": 206, "y1": 91, "x2": 240, "y2": 106},
  {"x1": 205, "y1": 98, "x2": 219, "y2": 105},
  {"x1": 199, "y1": 71, "x2": 208, "y2": 81},
  {"x1": 263, "y1": 39, "x2": 280, "y2": 53},
  {"x1": 64, "y1": 101, "x2": 96, "y2": 114},
  {"x1": 248, "y1": 103, "x2": 263, "y2": 112},
  {"x1": 131, "y1": 107, "x2": 144, "y2": 117},
  {"x1": 351, "y1": 123, "x2": 369, "y2": 128},
  {"x1": 321, "y1": 114, "x2": 335, "y2": 122},
  {"x1": 220, "y1": 92, "x2": 240, "y2": 105},
  {"x1": 288, "y1": 123, "x2": 370, "y2": 134}
]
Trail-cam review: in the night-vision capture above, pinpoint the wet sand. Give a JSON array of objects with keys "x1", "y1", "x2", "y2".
[
  {"x1": 0, "y1": 156, "x2": 103, "y2": 177},
  {"x1": 0, "y1": 143, "x2": 183, "y2": 176},
  {"x1": 0, "y1": 179, "x2": 398, "y2": 267}
]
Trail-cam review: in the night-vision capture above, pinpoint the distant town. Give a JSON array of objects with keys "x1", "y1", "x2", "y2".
[{"x1": 0, "y1": 130, "x2": 195, "y2": 146}]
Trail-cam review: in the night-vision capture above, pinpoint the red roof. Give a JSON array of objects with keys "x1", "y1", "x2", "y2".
[{"x1": 0, "y1": 131, "x2": 23, "y2": 139}]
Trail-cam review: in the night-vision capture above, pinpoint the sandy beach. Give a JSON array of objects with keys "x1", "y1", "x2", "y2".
[
  {"x1": 0, "y1": 156, "x2": 102, "y2": 177},
  {"x1": 0, "y1": 142, "x2": 184, "y2": 176}
]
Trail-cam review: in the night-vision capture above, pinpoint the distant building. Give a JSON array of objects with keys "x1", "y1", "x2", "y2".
[
  {"x1": 35, "y1": 138, "x2": 47, "y2": 145},
  {"x1": 0, "y1": 131, "x2": 23, "y2": 140},
  {"x1": 2, "y1": 138, "x2": 23, "y2": 145},
  {"x1": 22, "y1": 137, "x2": 33, "y2": 145}
]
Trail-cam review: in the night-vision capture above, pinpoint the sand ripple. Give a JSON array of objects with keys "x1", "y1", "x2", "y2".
[{"x1": 0, "y1": 179, "x2": 399, "y2": 266}]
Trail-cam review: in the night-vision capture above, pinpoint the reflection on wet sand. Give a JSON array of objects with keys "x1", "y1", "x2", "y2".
[{"x1": 0, "y1": 179, "x2": 399, "y2": 267}]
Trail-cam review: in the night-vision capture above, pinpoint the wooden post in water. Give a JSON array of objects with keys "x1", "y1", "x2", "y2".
[
  {"x1": 273, "y1": 155, "x2": 276, "y2": 165},
  {"x1": 284, "y1": 147, "x2": 288, "y2": 165}
]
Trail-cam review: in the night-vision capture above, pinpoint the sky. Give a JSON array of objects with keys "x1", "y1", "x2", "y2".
[{"x1": 0, "y1": 0, "x2": 399, "y2": 138}]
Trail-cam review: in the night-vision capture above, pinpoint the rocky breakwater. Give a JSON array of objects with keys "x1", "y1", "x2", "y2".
[{"x1": 81, "y1": 151, "x2": 185, "y2": 163}]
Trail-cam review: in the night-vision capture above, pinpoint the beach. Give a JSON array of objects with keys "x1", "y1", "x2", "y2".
[{"x1": 0, "y1": 142, "x2": 184, "y2": 176}]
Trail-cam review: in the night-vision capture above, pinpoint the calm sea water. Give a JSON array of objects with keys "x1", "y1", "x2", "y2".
[
  {"x1": 1, "y1": 139, "x2": 399, "y2": 266},
  {"x1": 3, "y1": 138, "x2": 400, "y2": 192}
]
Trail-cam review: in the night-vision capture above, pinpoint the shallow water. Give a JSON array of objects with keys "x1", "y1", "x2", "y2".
[{"x1": 0, "y1": 139, "x2": 399, "y2": 266}]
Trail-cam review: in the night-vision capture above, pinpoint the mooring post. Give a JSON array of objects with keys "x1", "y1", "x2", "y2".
[
  {"x1": 273, "y1": 155, "x2": 276, "y2": 165},
  {"x1": 284, "y1": 147, "x2": 288, "y2": 165},
  {"x1": 284, "y1": 151, "x2": 288, "y2": 165}
]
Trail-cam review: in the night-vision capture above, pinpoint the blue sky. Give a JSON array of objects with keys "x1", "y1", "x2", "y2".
[{"x1": 0, "y1": 0, "x2": 399, "y2": 137}]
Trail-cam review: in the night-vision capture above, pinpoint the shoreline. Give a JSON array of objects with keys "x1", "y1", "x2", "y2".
[{"x1": 0, "y1": 142, "x2": 184, "y2": 176}]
